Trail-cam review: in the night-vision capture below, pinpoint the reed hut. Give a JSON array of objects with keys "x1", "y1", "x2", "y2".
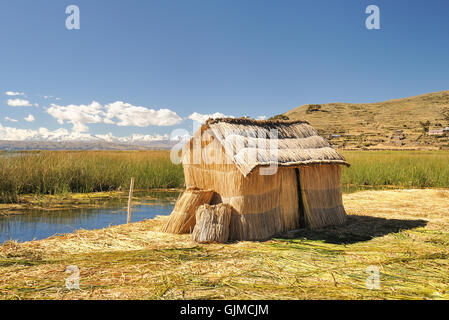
[{"x1": 165, "y1": 118, "x2": 350, "y2": 241}]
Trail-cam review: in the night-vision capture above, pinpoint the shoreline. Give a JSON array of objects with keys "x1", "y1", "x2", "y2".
[
  {"x1": 1, "y1": 186, "x2": 448, "y2": 216},
  {"x1": 0, "y1": 188, "x2": 182, "y2": 216}
]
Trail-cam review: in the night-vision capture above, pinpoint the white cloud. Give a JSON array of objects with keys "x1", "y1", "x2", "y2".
[
  {"x1": 0, "y1": 123, "x2": 168, "y2": 143},
  {"x1": 0, "y1": 124, "x2": 69, "y2": 141},
  {"x1": 36, "y1": 127, "x2": 95, "y2": 141},
  {"x1": 0, "y1": 124, "x2": 39, "y2": 140},
  {"x1": 103, "y1": 118, "x2": 115, "y2": 124},
  {"x1": 42, "y1": 95, "x2": 61, "y2": 100},
  {"x1": 34, "y1": 103, "x2": 39, "y2": 107},
  {"x1": 104, "y1": 101, "x2": 182, "y2": 127},
  {"x1": 96, "y1": 132, "x2": 169, "y2": 144},
  {"x1": 46, "y1": 101, "x2": 182, "y2": 132},
  {"x1": 187, "y1": 112, "x2": 233, "y2": 124},
  {"x1": 5, "y1": 91, "x2": 24, "y2": 96},
  {"x1": 46, "y1": 101, "x2": 104, "y2": 133},
  {"x1": 256, "y1": 115, "x2": 267, "y2": 120},
  {"x1": 4, "y1": 117, "x2": 18, "y2": 122},
  {"x1": 7, "y1": 99, "x2": 32, "y2": 107},
  {"x1": 24, "y1": 114, "x2": 35, "y2": 122}
]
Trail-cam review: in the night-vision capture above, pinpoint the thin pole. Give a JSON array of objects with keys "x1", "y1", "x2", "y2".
[{"x1": 127, "y1": 177, "x2": 135, "y2": 224}]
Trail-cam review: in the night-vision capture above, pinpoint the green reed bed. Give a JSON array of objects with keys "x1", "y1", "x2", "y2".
[
  {"x1": 0, "y1": 151, "x2": 184, "y2": 203},
  {"x1": 341, "y1": 150, "x2": 449, "y2": 189},
  {"x1": 1, "y1": 150, "x2": 448, "y2": 203}
]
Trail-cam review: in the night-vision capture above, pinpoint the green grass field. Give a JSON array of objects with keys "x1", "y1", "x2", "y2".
[
  {"x1": 0, "y1": 150, "x2": 448, "y2": 203},
  {"x1": 0, "y1": 151, "x2": 184, "y2": 203},
  {"x1": 341, "y1": 150, "x2": 449, "y2": 188}
]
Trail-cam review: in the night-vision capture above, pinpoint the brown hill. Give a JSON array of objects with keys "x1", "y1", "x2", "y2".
[{"x1": 281, "y1": 90, "x2": 449, "y2": 149}]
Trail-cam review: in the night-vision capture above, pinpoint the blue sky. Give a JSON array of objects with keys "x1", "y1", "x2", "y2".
[{"x1": 1, "y1": 0, "x2": 448, "y2": 142}]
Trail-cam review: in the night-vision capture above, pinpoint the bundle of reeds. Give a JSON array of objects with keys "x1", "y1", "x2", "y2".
[
  {"x1": 163, "y1": 188, "x2": 214, "y2": 234},
  {"x1": 192, "y1": 203, "x2": 232, "y2": 243}
]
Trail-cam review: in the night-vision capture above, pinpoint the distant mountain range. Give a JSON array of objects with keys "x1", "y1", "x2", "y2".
[{"x1": 0, "y1": 139, "x2": 178, "y2": 151}]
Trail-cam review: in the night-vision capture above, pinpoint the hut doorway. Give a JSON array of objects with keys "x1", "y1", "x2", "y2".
[{"x1": 295, "y1": 168, "x2": 306, "y2": 228}]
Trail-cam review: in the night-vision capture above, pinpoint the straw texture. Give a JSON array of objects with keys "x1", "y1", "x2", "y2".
[
  {"x1": 299, "y1": 165, "x2": 347, "y2": 229},
  {"x1": 192, "y1": 118, "x2": 350, "y2": 176},
  {"x1": 163, "y1": 188, "x2": 214, "y2": 234},
  {"x1": 192, "y1": 203, "x2": 232, "y2": 243},
  {"x1": 169, "y1": 118, "x2": 349, "y2": 241}
]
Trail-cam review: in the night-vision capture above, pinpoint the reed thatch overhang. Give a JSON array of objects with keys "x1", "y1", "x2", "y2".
[{"x1": 195, "y1": 118, "x2": 350, "y2": 177}]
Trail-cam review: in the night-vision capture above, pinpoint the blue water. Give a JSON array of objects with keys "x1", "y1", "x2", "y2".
[{"x1": 0, "y1": 191, "x2": 178, "y2": 244}]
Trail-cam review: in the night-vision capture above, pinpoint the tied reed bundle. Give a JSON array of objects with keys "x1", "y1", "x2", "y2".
[
  {"x1": 163, "y1": 188, "x2": 214, "y2": 234},
  {"x1": 192, "y1": 203, "x2": 232, "y2": 243}
]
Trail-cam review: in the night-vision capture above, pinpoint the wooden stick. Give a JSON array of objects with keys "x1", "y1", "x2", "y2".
[{"x1": 127, "y1": 177, "x2": 135, "y2": 224}]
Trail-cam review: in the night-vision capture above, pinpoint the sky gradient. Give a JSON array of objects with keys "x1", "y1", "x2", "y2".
[{"x1": 1, "y1": 0, "x2": 448, "y2": 142}]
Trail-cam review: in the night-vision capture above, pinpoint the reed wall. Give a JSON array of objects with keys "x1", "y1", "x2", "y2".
[
  {"x1": 182, "y1": 136, "x2": 302, "y2": 240},
  {"x1": 299, "y1": 164, "x2": 347, "y2": 229}
]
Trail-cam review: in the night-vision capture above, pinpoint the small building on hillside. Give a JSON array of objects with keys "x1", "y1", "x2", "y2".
[
  {"x1": 164, "y1": 118, "x2": 350, "y2": 241},
  {"x1": 428, "y1": 129, "x2": 445, "y2": 136},
  {"x1": 391, "y1": 130, "x2": 406, "y2": 144}
]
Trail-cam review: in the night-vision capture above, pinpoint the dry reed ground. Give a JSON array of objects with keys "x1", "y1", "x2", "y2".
[{"x1": 1, "y1": 189, "x2": 448, "y2": 300}]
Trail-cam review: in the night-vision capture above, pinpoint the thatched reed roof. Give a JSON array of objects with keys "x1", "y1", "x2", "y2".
[{"x1": 197, "y1": 118, "x2": 349, "y2": 176}]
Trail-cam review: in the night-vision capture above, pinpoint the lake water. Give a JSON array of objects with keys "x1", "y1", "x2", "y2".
[{"x1": 0, "y1": 191, "x2": 179, "y2": 244}]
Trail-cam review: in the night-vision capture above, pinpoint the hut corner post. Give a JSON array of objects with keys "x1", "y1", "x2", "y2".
[{"x1": 127, "y1": 177, "x2": 135, "y2": 224}]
